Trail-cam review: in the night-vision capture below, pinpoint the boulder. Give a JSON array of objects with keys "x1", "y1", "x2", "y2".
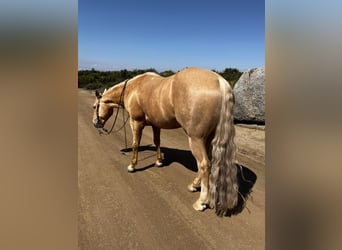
[{"x1": 233, "y1": 68, "x2": 265, "y2": 124}]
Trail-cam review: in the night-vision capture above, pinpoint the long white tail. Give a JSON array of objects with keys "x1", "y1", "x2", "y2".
[{"x1": 209, "y1": 77, "x2": 238, "y2": 216}]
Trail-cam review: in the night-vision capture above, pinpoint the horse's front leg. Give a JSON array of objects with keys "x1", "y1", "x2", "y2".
[
  {"x1": 187, "y1": 136, "x2": 201, "y2": 192},
  {"x1": 152, "y1": 126, "x2": 163, "y2": 167},
  {"x1": 187, "y1": 173, "x2": 201, "y2": 192},
  {"x1": 127, "y1": 119, "x2": 144, "y2": 172},
  {"x1": 187, "y1": 136, "x2": 212, "y2": 192}
]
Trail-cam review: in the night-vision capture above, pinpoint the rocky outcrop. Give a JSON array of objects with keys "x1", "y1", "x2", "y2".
[{"x1": 233, "y1": 68, "x2": 265, "y2": 124}]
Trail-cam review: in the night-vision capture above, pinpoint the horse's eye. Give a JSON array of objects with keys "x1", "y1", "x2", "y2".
[{"x1": 93, "y1": 105, "x2": 96, "y2": 109}]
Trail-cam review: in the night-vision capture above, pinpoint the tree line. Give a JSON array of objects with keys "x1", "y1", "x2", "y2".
[{"x1": 78, "y1": 67, "x2": 242, "y2": 90}]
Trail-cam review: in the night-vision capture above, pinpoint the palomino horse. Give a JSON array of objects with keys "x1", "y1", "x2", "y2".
[{"x1": 92, "y1": 67, "x2": 238, "y2": 216}]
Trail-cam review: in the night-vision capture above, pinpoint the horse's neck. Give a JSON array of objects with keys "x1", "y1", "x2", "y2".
[{"x1": 103, "y1": 83, "x2": 124, "y2": 104}]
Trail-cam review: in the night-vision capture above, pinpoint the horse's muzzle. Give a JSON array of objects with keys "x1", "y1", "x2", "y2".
[{"x1": 93, "y1": 119, "x2": 104, "y2": 128}]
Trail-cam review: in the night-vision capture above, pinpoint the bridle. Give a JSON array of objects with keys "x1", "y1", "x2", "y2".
[{"x1": 95, "y1": 79, "x2": 130, "y2": 141}]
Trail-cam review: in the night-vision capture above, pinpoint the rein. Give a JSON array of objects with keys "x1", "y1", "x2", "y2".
[{"x1": 96, "y1": 79, "x2": 130, "y2": 149}]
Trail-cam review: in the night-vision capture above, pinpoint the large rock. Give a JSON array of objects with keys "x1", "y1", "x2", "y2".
[{"x1": 233, "y1": 68, "x2": 265, "y2": 124}]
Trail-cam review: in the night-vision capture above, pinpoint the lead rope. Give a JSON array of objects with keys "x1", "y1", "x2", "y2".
[
  {"x1": 120, "y1": 105, "x2": 130, "y2": 155},
  {"x1": 98, "y1": 79, "x2": 130, "y2": 152},
  {"x1": 123, "y1": 106, "x2": 128, "y2": 150}
]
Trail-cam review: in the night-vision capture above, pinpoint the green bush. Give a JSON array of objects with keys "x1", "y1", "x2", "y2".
[{"x1": 78, "y1": 67, "x2": 242, "y2": 90}]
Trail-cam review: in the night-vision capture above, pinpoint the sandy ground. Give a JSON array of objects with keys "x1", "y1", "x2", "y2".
[{"x1": 78, "y1": 89, "x2": 265, "y2": 250}]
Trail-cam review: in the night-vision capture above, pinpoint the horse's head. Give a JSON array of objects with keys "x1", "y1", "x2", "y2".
[{"x1": 92, "y1": 89, "x2": 116, "y2": 128}]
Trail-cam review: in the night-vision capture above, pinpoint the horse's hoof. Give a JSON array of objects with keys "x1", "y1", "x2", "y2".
[
  {"x1": 155, "y1": 160, "x2": 163, "y2": 167},
  {"x1": 127, "y1": 165, "x2": 135, "y2": 173},
  {"x1": 208, "y1": 202, "x2": 214, "y2": 209},
  {"x1": 193, "y1": 201, "x2": 207, "y2": 211},
  {"x1": 187, "y1": 184, "x2": 199, "y2": 192}
]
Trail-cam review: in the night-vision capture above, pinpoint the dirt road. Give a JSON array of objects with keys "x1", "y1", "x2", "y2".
[{"x1": 78, "y1": 89, "x2": 265, "y2": 249}]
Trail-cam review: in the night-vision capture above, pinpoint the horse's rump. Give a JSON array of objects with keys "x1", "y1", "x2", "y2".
[{"x1": 171, "y1": 68, "x2": 223, "y2": 137}]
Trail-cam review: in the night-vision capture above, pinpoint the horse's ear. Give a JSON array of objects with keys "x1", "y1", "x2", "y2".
[
  {"x1": 103, "y1": 88, "x2": 107, "y2": 93},
  {"x1": 95, "y1": 90, "x2": 101, "y2": 99}
]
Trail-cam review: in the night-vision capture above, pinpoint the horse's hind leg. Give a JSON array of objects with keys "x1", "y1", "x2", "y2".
[
  {"x1": 127, "y1": 119, "x2": 144, "y2": 172},
  {"x1": 188, "y1": 137, "x2": 210, "y2": 211},
  {"x1": 152, "y1": 126, "x2": 163, "y2": 167}
]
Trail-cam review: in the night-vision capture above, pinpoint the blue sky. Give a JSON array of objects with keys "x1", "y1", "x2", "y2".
[{"x1": 79, "y1": 0, "x2": 264, "y2": 72}]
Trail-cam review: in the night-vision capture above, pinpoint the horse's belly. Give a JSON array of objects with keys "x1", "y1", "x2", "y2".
[{"x1": 145, "y1": 114, "x2": 181, "y2": 129}]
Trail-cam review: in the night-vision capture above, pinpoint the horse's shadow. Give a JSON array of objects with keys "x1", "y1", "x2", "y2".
[
  {"x1": 120, "y1": 145, "x2": 257, "y2": 216},
  {"x1": 121, "y1": 144, "x2": 198, "y2": 172},
  {"x1": 226, "y1": 163, "x2": 257, "y2": 216}
]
